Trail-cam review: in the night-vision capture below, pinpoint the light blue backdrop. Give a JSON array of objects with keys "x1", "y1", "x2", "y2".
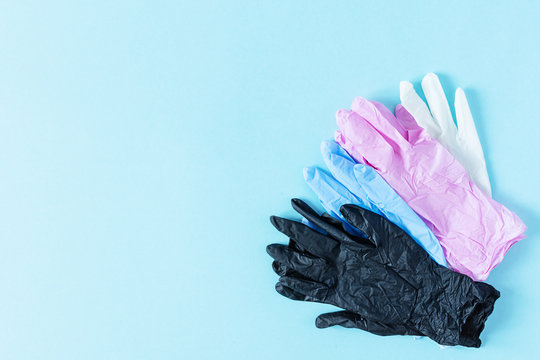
[{"x1": 0, "y1": 1, "x2": 538, "y2": 359}]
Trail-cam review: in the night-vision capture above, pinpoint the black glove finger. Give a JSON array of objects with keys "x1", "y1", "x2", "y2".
[
  {"x1": 286, "y1": 239, "x2": 312, "y2": 258},
  {"x1": 278, "y1": 275, "x2": 329, "y2": 301},
  {"x1": 273, "y1": 261, "x2": 318, "y2": 283},
  {"x1": 320, "y1": 212, "x2": 369, "y2": 241},
  {"x1": 320, "y1": 213, "x2": 348, "y2": 228},
  {"x1": 287, "y1": 238, "x2": 302, "y2": 252},
  {"x1": 270, "y1": 216, "x2": 339, "y2": 258},
  {"x1": 292, "y1": 199, "x2": 370, "y2": 248},
  {"x1": 340, "y1": 204, "x2": 431, "y2": 258},
  {"x1": 275, "y1": 282, "x2": 317, "y2": 302},
  {"x1": 339, "y1": 204, "x2": 394, "y2": 247},
  {"x1": 272, "y1": 260, "x2": 288, "y2": 276},
  {"x1": 267, "y1": 244, "x2": 330, "y2": 283},
  {"x1": 316, "y1": 311, "x2": 423, "y2": 336}
]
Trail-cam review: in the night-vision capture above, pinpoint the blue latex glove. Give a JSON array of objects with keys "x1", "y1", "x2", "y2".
[{"x1": 304, "y1": 140, "x2": 447, "y2": 267}]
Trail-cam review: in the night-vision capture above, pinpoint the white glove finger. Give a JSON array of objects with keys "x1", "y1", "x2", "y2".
[
  {"x1": 421, "y1": 73, "x2": 458, "y2": 137},
  {"x1": 455, "y1": 88, "x2": 492, "y2": 196},
  {"x1": 455, "y1": 88, "x2": 480, "y2": 147},
  {"x1": 400, "y1": 81, "x2": 442, "y2": 139}
]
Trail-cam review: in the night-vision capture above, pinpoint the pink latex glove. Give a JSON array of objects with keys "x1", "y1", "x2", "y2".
[{"x1": 335, "y1": 97, "x2": 526, "y2": 281}]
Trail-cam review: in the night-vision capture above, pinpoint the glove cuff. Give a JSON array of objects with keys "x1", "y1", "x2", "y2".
[
  {"x1": 456, "y1": 282, "x2": 500, "y2": 347},
  {"x1": 416, "y1": 273, "x2": 500, "y2": 347}
]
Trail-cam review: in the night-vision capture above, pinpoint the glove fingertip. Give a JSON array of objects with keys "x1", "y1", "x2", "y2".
[
  {"x1": 272, "y1": 261, "x2": 287, "y2": 276},
  {"x1": 266, "y1": 244, "x2": 278, "y2": 257},
  {"x1": 320, "y1": 139, "x2": 333, "y2": 155},
  {"x1": 400, "y1": 80, "x2": 414, "y2": 93},
  {"x1": 455, "y1": 87, "x2": 466, "y2": 100},
  {"x1": 303, "y1": 167, "x2": 316, "y2": 182},
  {"x1": 339, "y1": 204, "x2": 360, "y2": 219},
  {"x1": 290, "y1": 198, "x2": 306, "y2": 210},
  {"x1": 315, "y1": 315, "x2": 332, "y2": 329},
  {"x1": 422, "y1": 72, "x2": 439, "y2": 86},
  {"x1": 269, "y1": 215, "x2": 286, "y2": 232},
  {"x1": 351, "y1": 96, "x2": 369, "y2": 109},
  {"x1": 336, "y1": 109, "x2": 356, "y2": 128},
  {"x1": 267, "y1": 244, "x2": 289, "y2": 261},
  {"x1": 275, "y1": 282, "x2": 291, "y2": 298}
]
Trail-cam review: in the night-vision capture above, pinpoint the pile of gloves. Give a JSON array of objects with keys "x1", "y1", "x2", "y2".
[{"x1": 266, "y1": 73, "x2": 526, "y2": 348}]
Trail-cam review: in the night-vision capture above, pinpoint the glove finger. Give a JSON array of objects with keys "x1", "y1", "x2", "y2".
[
  {"x1": 399, "y1": 80, "x2": 442, "y2": 139},
  {"x1": 273, "y1": 261, "x2": 313, "y2": 281},
  {"x1": 320, "y1": 141, "x2": 370, "y2": 202},
  {"x1": 278, "y1": 276, "x2": 329, "y2": 300},
  {"x1": 394, "y1": 104, "x2": 427, "y2": 144},
  {"x1": 321, "y1": 139, "x2": 391, "y2": 208},
  {"x1": 421, "y1": 73, "x2": 457, "y2": 137},
  {"x1": 320, "y1": 140, "x2": 393, "y2": 218},
  {"x1": 272, "y1": 260, "x2": 288, "y2": 276},
  {"x1": 291, "y1": 195, "x2": 372, "y2": 247},
  {"x1": 275, "y1": 282, "x2": 317, "y2": 302},
  {"x1": 291, "y1": 198, "x2": 369, "y2": 248},
  {"x1": 350, "y1": 97, "x2": 409, "y2": 145},
  {"x1": 339, "y1": 204, "x2": 404, "y2": 248},
  {"x1": 303, "y1": 166, "x2": 365, "y2": 236},
  {"x1": 303, "y1": 166, "x2": 359, "y2": 220},
  {"x1": 454, "y1": 88, "x2": 491, "y2": 196},
  {"x1": 455, "y1": 88, "x2": 477, "y2": 140},
  {"x1": 316, "y1": 311, "x2": 423, "y2": 336},
  {"x1": 270, "y1": 215, "x2": 339, "y2": 258},
  {"x1": 301, "y1": 217, "x2": 328, "y2": 236},
  {"x1": 335, "y1": 109, "x2": 396, "y2": 172},
  {"x1": 394, "y1": 102, "x2": 423, "y2": 132},
  {"x1": 266, "y1": 244, "x2": 329, "y2": 283},
  {"x1": 319, "y1": 213, "x2": 368, "y2": 240},
  {"x1": 287, "y1": 239, "x2": 302, "y2": 252},
  {"x1": 320, "y1": 139, "x2": 359, "y2": 167},
  {"x1": 320, "y1": 213, "x2": 347, "y2": 229}
]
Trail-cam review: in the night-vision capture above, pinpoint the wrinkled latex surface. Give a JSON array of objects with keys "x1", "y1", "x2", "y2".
[
  {"x1": 303, "y1": 139, "x2": 447, "y2": 266},
  {"x1": 400, "y1": 73, "x2": 492, "y2": 196},
  {"x1": 267, "y1": 199, "x2": 500, "y2": 347},
  {"x1": 335, "y1": 97, "x2": 526, "y2": 281}
]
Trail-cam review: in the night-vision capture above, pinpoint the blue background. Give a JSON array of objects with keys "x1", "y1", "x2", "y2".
[{"x1": 0, "y1": 1, "x2": 538, "y2": 359}]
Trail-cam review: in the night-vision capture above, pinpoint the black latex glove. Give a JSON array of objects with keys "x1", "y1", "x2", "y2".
[
  {"x1": 272, "y1": 212, "x2": 422, "y2": 338},
  {"x1": 267, "y1": 199, "x2": 500, "y2": 347}
]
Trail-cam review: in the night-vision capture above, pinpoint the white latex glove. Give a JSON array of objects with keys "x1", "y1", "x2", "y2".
[{"x1": 400, "y1": 73, "x2": 492, "y2": 196}]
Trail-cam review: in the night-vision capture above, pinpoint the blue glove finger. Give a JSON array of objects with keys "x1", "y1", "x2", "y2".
[{"x1": 302, "y1": 167, "x2": 363, "y2": 236}]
